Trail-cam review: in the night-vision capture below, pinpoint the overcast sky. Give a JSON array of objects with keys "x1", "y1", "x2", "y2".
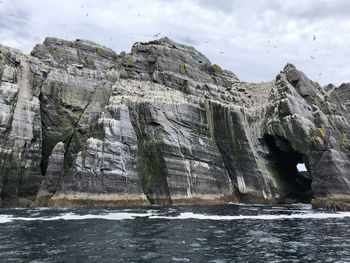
[{"x1": 1, "y1": 0, "x2": 349, "y2": 85}]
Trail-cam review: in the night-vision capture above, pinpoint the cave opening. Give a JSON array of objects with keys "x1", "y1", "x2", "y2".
[{"x1": 264, "y1": 135, "x2": 313, "y2": 202}]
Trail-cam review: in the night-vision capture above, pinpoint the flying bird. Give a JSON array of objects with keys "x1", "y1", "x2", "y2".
[
  {"x1": 219, "y1": 51, "x2": 225, "y2": 54},
  {"x1": 310, "y1": 56, "x2": 315, "y2": 60},
  {"x1": 313, "y1": 34, "x2": 316, "y2": 41},
  {"x1": 153, "y1": 33, "x2": 161, "y2": 37}
]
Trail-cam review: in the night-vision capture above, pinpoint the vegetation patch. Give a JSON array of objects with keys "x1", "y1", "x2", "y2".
[
  {"x1": 126, "y1": 56, "x2": 134, "y2": 67},
  {"x1": 179, "y1": 63, "x2": 187, "y2": 75},
  {"x1": 341, "y1": 133, "x2": 350, "y2": 150},
  {"x1": 315, "y1": 126, "x2": 325, "y2": 139},
  {"x1": 212, "y1": 64, "x2": 222, "y2": 76},
  {"x1": 129, "y1": 104, "x2": 171, "y2": 204}
]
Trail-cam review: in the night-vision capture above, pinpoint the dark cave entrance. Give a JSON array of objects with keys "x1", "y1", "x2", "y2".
[{"x1": 264, "y1": 135, "x2": 313, "y2": 202}]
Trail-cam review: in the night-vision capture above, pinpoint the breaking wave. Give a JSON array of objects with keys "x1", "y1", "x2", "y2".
[{"x1": 1, "y1": 210, "x2": 350, "y2": 223}]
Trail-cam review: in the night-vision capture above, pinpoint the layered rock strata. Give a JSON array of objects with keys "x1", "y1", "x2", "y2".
[{"x1": 0, "y1": 37, "x2": 349, "y2": 210}]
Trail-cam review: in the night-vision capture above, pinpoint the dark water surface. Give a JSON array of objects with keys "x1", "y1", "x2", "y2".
[{"x1": 1, "y1": 203, "x2": 350, "y2": 262}]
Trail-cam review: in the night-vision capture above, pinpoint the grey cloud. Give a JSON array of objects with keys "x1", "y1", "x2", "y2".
[
  {"x1": 194, "y1": 0, "x2": 350, "y2": 22},
  {"x1": 253, "y1": 0, "x2": 350, "y2": 21},
  {"x1": 177, "y1": 36, "x2": 199, "y2": 45},
  {"x1": 0, "y1": 7, "x2": 30, "y2": 35},
  {"x1": 283, "y1": 1, "x2": 350, "y2": 21},
  {"x1": 193, "y1": 0, "x2": 236, "y2": 13}
]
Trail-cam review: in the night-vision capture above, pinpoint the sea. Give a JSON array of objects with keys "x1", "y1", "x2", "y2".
[{"x1": 0, "y1": 203, "x2": 350, "y2": 262}]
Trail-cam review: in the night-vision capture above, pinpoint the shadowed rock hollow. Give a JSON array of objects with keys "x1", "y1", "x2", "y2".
[{"x1": 0, "y1": 37, "x2": 349, "y2": 210}]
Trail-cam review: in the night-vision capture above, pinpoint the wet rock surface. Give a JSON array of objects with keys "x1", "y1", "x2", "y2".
[{"x1": 0, "y1": 37, "x2": 349, "y2": 210}]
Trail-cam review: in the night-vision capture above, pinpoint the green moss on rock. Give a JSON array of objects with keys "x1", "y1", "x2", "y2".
[
  {"x1": 129, "y1": 103, "x2": 171, "y2": 204},
  {"x1": 84, "y1": 55, "x2": 95, "y2": 66},
  {"x1": 341, "y1": 133, "x2": 350, "y2": 150},
  {"x1": 95, "y1": 47, "x2": 109, "y2": 58},
  {"x1": 126, "y1": 56, "x2": 134, "y2": 67},
  {"x1": 179, "y1": 64, "x2": 187, "y2": 75},
  {"x1": 313, "y1": 136, "x2": 324, "y2": 145},
  {"x1": 212, "y1": 64, "x2": 222, "y2": 76},
  {"x1": 315, "y1": 126, "x2": 325, "y2": 139}
]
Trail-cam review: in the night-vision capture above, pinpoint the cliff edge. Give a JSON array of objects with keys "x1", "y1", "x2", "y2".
[{"x1": 0, "y1": 37, "x2": 349, "y2": 210}]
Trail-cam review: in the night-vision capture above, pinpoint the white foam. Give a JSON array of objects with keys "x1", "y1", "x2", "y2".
[
  {"x1": 0, "y1": 212, "x2": 152, "y2": 223},
  {"x1": 0, "y1": 215, "x2": 13, "y2": 224},
  {"x1": 150, "y1": 211, "x2": 350, "y2": 221},
  {"x1": 228, "y1": 202, "x2": 267, "y2": 206},
  {"x1": 1, "y1": 210, "x2": 350, "y2": 223},
  {"x1": 50, "y1": 212, "x2": 153, "y2": 221}
]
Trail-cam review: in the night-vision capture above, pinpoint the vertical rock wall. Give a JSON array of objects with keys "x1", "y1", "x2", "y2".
[{"x1": 0, "y1": 38, "x2": 349, "y2": 210}]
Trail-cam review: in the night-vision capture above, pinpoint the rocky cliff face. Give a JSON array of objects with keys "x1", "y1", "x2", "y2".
[{"x1": 0, "y1": 37, "x2": 349, "y2": 210}]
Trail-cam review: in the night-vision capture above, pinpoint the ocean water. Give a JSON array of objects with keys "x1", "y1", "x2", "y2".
[{"x1": 1, "y1": 204, "x2": 350, "y2": 262}]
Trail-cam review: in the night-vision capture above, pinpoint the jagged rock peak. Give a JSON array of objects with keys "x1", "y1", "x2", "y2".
[
  {"x1": 283, "y1": 63, "x2": 297, "y2": 71},
  {"x1": 43, "y1": 37, "x2": 115, "y2": 51},
  {"x1": 132, "y1": 36, "x2": 212, "y2": 65},
  {"x1": 30, "y1": 37, "x2": 118, "y2": 70},
  {"x1": 114, "y1": 36, "x2": 240, "y2": 91}
]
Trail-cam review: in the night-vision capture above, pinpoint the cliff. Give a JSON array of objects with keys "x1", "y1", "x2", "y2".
[{"x1": 0, "y1": 37, "x2": 349, "y2": 210}]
